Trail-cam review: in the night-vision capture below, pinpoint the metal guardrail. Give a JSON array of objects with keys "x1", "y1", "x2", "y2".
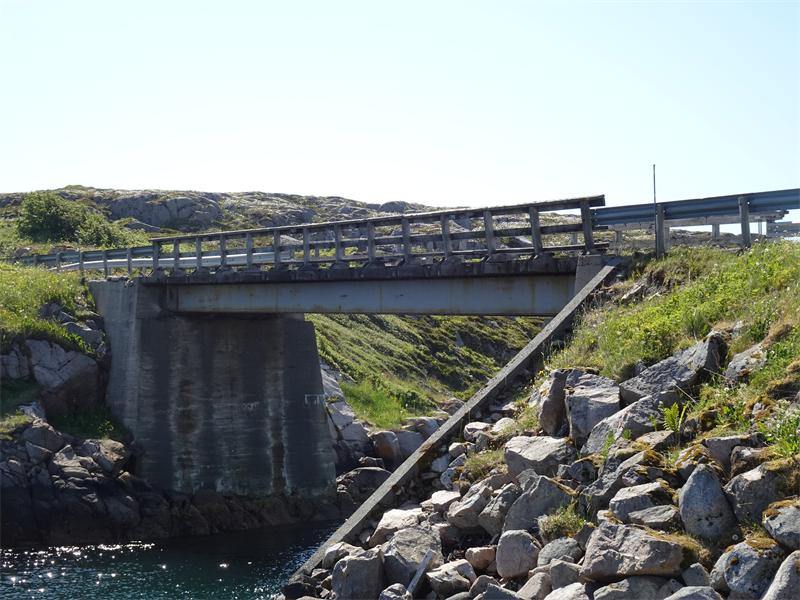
[{"x1": 14, "y1": 196, "x2": 605, "y2": 276}]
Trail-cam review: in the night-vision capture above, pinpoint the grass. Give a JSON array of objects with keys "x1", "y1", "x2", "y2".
[
  {"x1": 538, "y1": 503, "x2": 589, "y2": 541},
  {"x1": 461, "y1": 449, "x2": 505, "y2": 482},
  {"x1": 49, "y1": 405, "x2": 133, "y2": 443},
  {"x1": 339, "y1": 379, "x2": 419, "y2": 431}
]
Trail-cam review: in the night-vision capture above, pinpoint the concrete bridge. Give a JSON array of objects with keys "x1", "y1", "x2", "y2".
[{"x1": 86, "y1": 197, "x2": 609, "y2": 500}]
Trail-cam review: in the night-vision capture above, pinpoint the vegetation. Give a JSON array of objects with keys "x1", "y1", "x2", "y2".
[
  {"x1": 538, "y1": 503, "x2": 589, "y2": 540},
  {"x1": 461, "y1": 449, "x2": 505, "y2": 482},
  {"x1": 49, "y1": 405, "x2": 133, "y2": 444}
]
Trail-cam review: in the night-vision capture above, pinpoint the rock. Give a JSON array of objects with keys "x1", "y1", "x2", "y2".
[
  {"x1": 517, "y1": 571, "x2": 551, "y2": 600},
  {"x1": 322, "y1": 541, "x2": 361, "y2": 569},
  {"x1": 482, "y1": 584, "x2": 526, "y2": 599},
  {"x1": 564, "y1": 371, "x2": 621, "y2": 447},
  {"x1": 628, "y1": 504, "x2": 683, "y2": 530},
  {"x1": 679, "y1": 464, "x2": 736, "y2": 540},
  {"x1": 426, "y1": 559, "x2": 476, "y2": 597},
  {"x1": 503, "y1": 476, "x2": 573, "y2": 532},
  {"x1": 76, "y1": 439, "x2": 130, "y2": 476},
  {"x1": 108, "y1": 193, "x2": 222, "y2": 227},
  {"x1": 21, "y1": 420, "x2": 65, "y2": 453},
  {"x1": 593, "y1": 575, "x2": 668, "y2": 600},
  {"x1": 379, "y1": 583, "x2": 411, "y2": 600},
  {"x1": 682, "y1": 563, "x2": 711, "y2": 587},
  {"x1": 763, "y1": 500, "x2": 800, "y2": 550},
  {"x1": 421, "y1": 490, "x2": 461, "y2": 514},
  {"x1": 709, "y1": 540, "x2": 785, "y2": 599},
  {"x1": 730, "y1": 445, "x2": 771, "y2": 478},
  {"x1": 580, "y1": 523, "x2": 684, "y2": 581},
  {"x1": 447, "y1": 480, "x2": 494, "y2": 532},
  {"x1": 327, "y1": 399, "x2": 358, "y2": 430},
  {"x1": 478, "y1": 482, "x2": 521, "y2": 536},
  {"x1": 331, "y1": 548, "x2": 388, "y2": 599},
  {"x1": 395, "y1": 430, "x2": 425, "y2": 460},
  {"x1": 529, "y1": 369, "x2": 570, "y2": 436},
  {"x1": 636, "y1": 430, "x2": 679, "y2": 452},
  {"x1": 340, "y1": 467, "x2": 392, "y2": 502},
  {"x1": 761, "y1": 550, "x2": 800, "y2": 600},
  {"x1": 449, "y1": 442, "x2": 466, "y2": 458},
  {"x1": 549, "y1": 559, "x2": 590, "y2": 589},
  {"x1": 662, "y1": 587, "x2": 723, "y2": 600},
  {"x1": 465, "y1": 546, "x2": 495, "y2": 571},
  {"x1": 406, "y1": 417, "x2": 441, "y2": 440},
  {"x1": 609, "y1": 481, "x2": 674, "y2": 522},
  {"x1": 27, "y1": 340, "x2": 102, "y2": 418},
  {"x1": 470, "y1": 574, "x2": 497, "y2": 598},
  {"x1": 674, "y1": 444, "x2": 714, "y2": 481},
  {"x1": 723, "y1": 462, "x2": 782, "y2": 524},
  {"x1": 63, "y1": 321, "x2": 104, "y2": 348},
  {"x1": 724, "y1": 342, "x2": 766, "y2": 384},
  {"x1": 504, "y1": 436, "x2": 577, "y2": 481},
  {"x1": 537, "y1": 537, "x2": 583, "y2": 566},
  {"x1": 495, "y1": 530, "x2": 541, "y2": 579},
  {"x1": 369, "y1": 507, "x2": 423, "y2": 547},
  {"x1": 701, "y1": 433, "x2": 764, "y2": 474},
  {"x1": 1, "y1": 343, "x2": 32, "y2": 379},
  {"x1": 464, "y1": 422, "x2": 492, "y2": 442},
  {"x1": 372, "y1": 431, "x2": 404, "y2": 471},
  {"x1": 545, "y1": 581, "x2": 590, "y2": 600},
  {"x1": 583, "y1": 392, "x2": 679, "y2": 455},
  {"x1": 381, "y1": 523, "x2": 443, "y2": 587},
  {"x1": 281, "y1": 575, "x2": 318, "y2": 599}
]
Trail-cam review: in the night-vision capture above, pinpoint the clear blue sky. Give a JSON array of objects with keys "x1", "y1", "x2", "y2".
[{"x1": 1, "y1": 1, "x2": 798, "y2": 219}]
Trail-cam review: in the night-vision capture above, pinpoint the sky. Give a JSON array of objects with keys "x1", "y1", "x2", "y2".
[{"x1": 1, "y1": 1, "x2": 798, "y2": 223}]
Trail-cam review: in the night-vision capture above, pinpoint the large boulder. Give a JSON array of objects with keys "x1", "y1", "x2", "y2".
[
  {"x1": 709, "y1": 540, "x2": 786, "y2": 599},
  {"x1": 331, "y1": 548, "x2": 387, "y2": 600},
  {"x1": 369, "y1": 507, "x2": 423, "y2": 547},
  {"x1": 608, "y1": 481, "x2": 674, "y2": 522},
  {"x1": 447, "y1": 480, "x2": 494, "y2": 532},
  {"x1": 679, "y1": 464, "x2": 736, "y2": 540},
  {"x1": 724, "y1": 342, "x2": 766, "y2": 384},
  {"x1": 564, "y1": 371, "x2": 621, "y2": 447},
  {"x1": 478, "y1": 482, "x2": 521, "y2": 536},
  {"x1": 593, "y1": 575, "x2": 669, "y2": 600},
  {"x1": 107, "y1": 193, "x2": 223, "y2": 227},
  {"x1": 537, "y1": 537, "x2": 583, "y2": 567},
  {"x1": 381, "y1": 523, "x2": 443, "y2": 587},
  {"x1": 495, "y1": 529, "x2": 541, "y2": 579},
  {"x1": 580, "y1": 523, "x2": 684, "y2": 581},
  {"x1": 371, "y1": 431, "x2": 404, "y2": 471},
  {"x1": 701, "y1": 433, "x2": 765, "y2": 475},
  {"x1": 27, "y1": 340, "x2": 102, "y2": 418},
  {"x1": 529, "y1": 369, "x2": 570, "y2": 436},
  {"x1": 503, "y1": 476, "x2": 573, "y2": 532},
  {"x1": 504, "y1": 436, "x2": 577, "y2": 481},
  {"x1": 723, "y1": 462, "x2": 783, "y2": 523},
  {"x1": 426, "y1": 559, "x2": 476, "y2": 597},
  {"x1": 763, "y1": 500, "x2": 800, "y2": 550},
  {"x1": 761, "y1": 550, "x2": 800, "y2": 600}
]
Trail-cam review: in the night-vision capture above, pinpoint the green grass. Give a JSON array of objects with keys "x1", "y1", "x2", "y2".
[
  {"x1": 461, "y1": 449, "x2": 505, "y2": 482},
  {"x1": 538, "y1": 503, "x2": 589, "y2": 540},
  {"x1": 49, "y1": 404, "x2": 133, "y2": 443},
  {"x1": 339, "y1": 379, "x2": 420, "y2": 431}
]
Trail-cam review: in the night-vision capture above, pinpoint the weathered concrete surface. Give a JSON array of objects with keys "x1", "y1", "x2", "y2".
[{"x1": 88, "y1": 279, "x2": 335, "y2": 496}]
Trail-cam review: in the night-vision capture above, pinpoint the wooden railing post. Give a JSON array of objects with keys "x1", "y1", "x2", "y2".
[
  {"x1": 528, "y1": 206, "x2": 543, "y2": 255},
  {"x1": 402, "y1": 218, "x2": 412, "y2": 262},
  {"x1": 483, "y1": 210, "x2": 495, "y2": 256},
  {"x1": 739, "y1": 196, "x2": 752, "y2": 248},
  {"x1": 580, "y1": 199, "x2": 595, "y2": 253},
  {"x1": 440, "y1": 215, "x2": 452, "y2": 259}
]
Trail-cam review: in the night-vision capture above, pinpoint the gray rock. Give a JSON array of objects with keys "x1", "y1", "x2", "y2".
[
  {"x1": 517, "y1": 571, "x2": 551, "y2": 600},
  {"x1": 529, "y1": 369, "x2": 570, "y2": 436},
  {"x1": 369, "y1": 507, "x2": 423, "y2": 547},
  {"x1": 636, "y1": 430, "x2": 679, "y2": 452},
  {"x1": 675, "y1": 444, "x2": 713, "y2": 481},
  {"x1": 609, "y1": 481, "x2": 673, "y2": 522},
  {"x1": 479, "y1": 482, "x2": 521, "y2": 536},
  {"x1": 564, "y1": 371, "x2": 621, "y2": 447},
  {"x1": 495, "y1": 530, "x2": 541, "y2": 579},
  {"x1": 407, "y1": 417, "x2": 441, "y2": 440},
  {"x1": 580, "y1": 450, "x2": 660, "y2": 513},
  {"x1": 628, "y1": 504, "x2": 683, "y2": 530},
  {"x1": 658, "y1": 578, "x2": 684, "y2": 599},
  {"x1": 447, "y1": 482, "x2": 493, "y2": 532},
  {"x1": 1, "y1": 343, "x2": 32, "y2": 379},
  {"x1": 21, "y1": 420, "x2": 64, "y2": 453},
  {"x1": 547, "y1": 581, "x2": 590, "y2": 599},
  {"x1": 679, "y1": 464, "x2": 736, "y2": 540},
  {"x1": 395, "y1": 430, "x2": 425, "y2": 461},
  {"x1": 469, "y1": 574, "x2": 497, "y2": 598},
  {"x1": 549, "y1": 559, "x2": 590, "y2": 589},
  {"x1": 341, "y1": 467, "x2": 392, "y2": 501},
  {"x1": 426, "y1": 559, "x2": 475, "y2": 598},
  {"x1": 76, "y1": 439, "x2": 130, "y2": 476},
  {"x1": 322, "y1": 541, "x2": 361, "y2": 569},
  {"x1": 464, "y1": 422, "x2": 492, "y2": 442},
  {"x1": 761, "y1": 550, "x2": 800, "y2": 600},
  {"x1": 503, "y1": 476, "x2": 573, "y2": 532},
  {"x1": 583, "y1": 392, "x2": 679, "y2": 455},
  {"x1": 379, "y1": 583, "x2": 411, "y2": 600},
  {"x1": 702, "y1": 433, "x2": 764, "y2": 474},
  {"x1": 321, "y1": 368, "x2": 346, "y2": 401},
  {"x1": 723, "y1": 462, "x2": 782, "y2": 524},
  {"x1": 662, "y1": 586, "x2": 722, "y2": 600},
  {"x1": 372, "y1": 431, "x2": 404, "y2": 471},
  {"x1": 682, "y1": 564, "x2": 710, "y2": 587},
  {"x1": 763, "y1": 500, "x2": 800, "y2": 550},
  {"x1": 27, "y1": 340, "x2": 101, "y2": 418},
  {"x1": 709, "y1": 540, "x2": 785, "y2": 600},
  {"x1": 331, "y1": 550, "x2": 386, "y2": 600},
  {"x1": 482, "y1": 584, "x2": 526, "y2": 599},
  {"x1": 464, "y1": 546, "x2": 495, "y2": 571},
  {"x1": 421, "y1": 490, "x2": 461, "y2": 515},
  {"x1": 593, "y1": 576, "x2": 668, "y2": 600},
  {"x1": 724, "y1": 342, "x2": 766, "y2": 384},
  {"x1": 504, "y1": 436, "x2": 577, "y2": 481},
  {"x1": 63, "y1": 321, "x2": 104, "y2": 348},
  {"x1": 580, "y1": 523, "x2": 684, "y2": 581},
  {"x1": 567, "y1": 457, "x2": 598, "y2": 485},
  {"x1": 381, "y1": 523, "x2": 443, "y2": 587},
  {"x1": 537, "y1": 537, "x2": 582, "y2": 566}
]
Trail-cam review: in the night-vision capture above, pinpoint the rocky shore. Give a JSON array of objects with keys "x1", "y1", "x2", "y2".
[{"x1": 283, "y1": 329, "x2": 800, "y2": 600}]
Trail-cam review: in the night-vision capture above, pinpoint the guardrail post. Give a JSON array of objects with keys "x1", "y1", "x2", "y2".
[
  {"x1": 79, "y1": 251, "x2": 85, "y2": 275},
  {"x1": 195, "y1": 238, "x2": 203, "y2": 271},
  {"x1": 334, "y1": 224, "x2": 343, "y2": 265},
  {"x1": 56, "y1": 253, "x2": 62, "y2": 273},
  {"x1": 712, "y1": 224, "x2": 720, "y2": 239},
  {"x1": 483, "y1": 211, "x2": 495, "y2": 256},
  {"x1": 272, "y1": 229, "x2": 281, "y2": 268},
  {"x1": 440, "y1": 215, "x2": 452, "y2": 258},
  {"x1": 655, "y1": 204, "x2": 667, "y2": 258},
  {"x1": 739, "y1": 196, "x2": 752, "y2": 248},
  {"x1": 152, "y1": 241, "x2": 160, "y2": 274},
  {"x1": 402, "y1": 218, "x2": 412, "y2": 262},
  {"x1": 219, "y1": 235, "x2": 227, "y2": 268},
  {"x1": 367, "y1": 222, "x2": 376, "y2": 262},
  {"x1": 173, "y1": 240, "x2": 181, "y2": 273},
  {"x1": 303, "y1": 228, "x2": 311, "y2": 266},
  {"x1": 246, "y1": 232, "x2": 254, "y2": 269},
  {"x1": 580, "y1": 200, "x2": 595, "y2": 253},
  {"x1": 126, "y1": 248, "x2": 133, "y2": 275},
  {"x1": 528, "y1": 207, "x2": 543, "y2": 255},
  {"x1": 33, "y1": 255, "x2": 39, "y2": 268},
  {"x1": 102, "y1": 250, "x2": 109, "y2": 278}
]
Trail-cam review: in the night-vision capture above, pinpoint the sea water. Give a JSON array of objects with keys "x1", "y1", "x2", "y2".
[{"x1": 1, "y1": 520, "x2": 341, "y2": 599}]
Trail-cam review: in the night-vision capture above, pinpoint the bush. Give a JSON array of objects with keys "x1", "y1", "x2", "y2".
[{"x1": 15, "y1": 190, "x2": 147, "y2": 248}]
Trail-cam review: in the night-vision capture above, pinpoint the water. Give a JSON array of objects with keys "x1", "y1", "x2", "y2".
[{"x1": 1, "y1": 521, "x2": 341, "y2": 600}]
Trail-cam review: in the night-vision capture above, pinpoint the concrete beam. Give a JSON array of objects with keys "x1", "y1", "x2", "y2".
[{"x1": 162, "y1": 274, "x2": 577, "y2": 316}]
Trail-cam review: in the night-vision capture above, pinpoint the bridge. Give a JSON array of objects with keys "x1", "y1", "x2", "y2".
[{"x1": 21, "y1": 190, "x2": 798, "y2": 501}]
